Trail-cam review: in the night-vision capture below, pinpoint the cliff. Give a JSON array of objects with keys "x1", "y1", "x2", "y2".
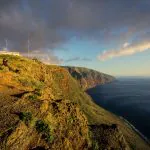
[
  {"x1": 64, "y1": 66, "x2": 115, "y2": 90},
  {"x1": 0, "y1": 55, "x2": 149, "y2": 150},
  {"x1": 0, "y1": 56, "x2": 89, "y2": 150}
]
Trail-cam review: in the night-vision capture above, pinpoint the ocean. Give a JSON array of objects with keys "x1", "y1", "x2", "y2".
[{"x1": 87, "y1": 77, "x2": 150, "y2": 140}]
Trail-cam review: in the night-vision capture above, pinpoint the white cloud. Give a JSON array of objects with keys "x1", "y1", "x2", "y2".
[
  {"x1": 123, "y1": 42, "x2": 130, "y2": 48},
  {"x1": 21, "y1": 50, "x2": 63, "y2": 64},
  {"x1": 98, "y1": 40, "x2": 150, "y2": 61}
]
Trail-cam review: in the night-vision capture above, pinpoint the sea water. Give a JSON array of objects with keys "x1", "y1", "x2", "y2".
[{"x1": 87, "y1": 77, "x2": 150, "y2": 139}]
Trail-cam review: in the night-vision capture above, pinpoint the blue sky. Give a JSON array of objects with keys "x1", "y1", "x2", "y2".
[
  {"x1": 0, "y1": 0, "x2": 150, "y2": 76},
  {"x1": 55, "y1": 38, "x2": 150, "y2": 76}
]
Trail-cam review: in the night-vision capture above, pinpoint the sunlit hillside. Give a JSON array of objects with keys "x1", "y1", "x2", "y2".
[{"x1": 0, "y1": 55, "x2": 149, "y2": 150}]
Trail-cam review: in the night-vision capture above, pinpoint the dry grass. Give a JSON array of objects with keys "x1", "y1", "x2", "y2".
[{"x1": 0, "y1": 55, "x2": 149, "y2": 150}]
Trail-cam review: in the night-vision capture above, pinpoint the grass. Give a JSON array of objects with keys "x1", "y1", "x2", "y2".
[
  {"x1": 0, "y1": 55, "x2": 149, "y2": 149},
  {"x1": 0, "y1": 125, "x2": 17, "y2": 138},
  {"x1": 0, "y1": 65, "x2": 9, "y2": 72},
  {"x1": 92, "y1": 140, "x2": 99, "y2": 150},
  {"x1": 32, "y1": 57, "x2": 42, "y2": 64},
  {"x1": 36, "y1": 120, "x2": 54, "y2": 143},
  {"x1": 19, "y1": 112, "x2": 32, "y2": 126},
  {"x1": 18, "y1": 76, "x2": 44, "y2": 89},
  {"x1": 54, "y1": 72, "x2": 64, "y2": 80},
  {"x1": 28, "y1": 94, "x2": 38, "y2": 101},
  {"x1": 34, "y1": 88, "x2": 42, "y2": 96},
  {"x1": 67, "y1": 116, "x2": 76, "y2": 124},
  {"x1": 28, "y1": 89, "x2": 42, "y2": 101},
  {"x1": 130, "y1": 144, "x2": 137, "y2": 150}
]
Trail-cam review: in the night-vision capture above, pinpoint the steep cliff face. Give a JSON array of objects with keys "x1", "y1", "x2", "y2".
[
  {"x1": 0, "y1": 55, "x2": 89, "y2": 150},
  {"x1": 0, "y1": 55, "x2": 149, "y2": 150},
  {"x1": 64, "y1": 66, "x2": 115, "y2": 90}
]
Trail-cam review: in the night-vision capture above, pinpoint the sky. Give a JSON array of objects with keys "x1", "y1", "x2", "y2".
[{"x1": 0, "y1": 0, "x2": 150, "y2": 76}]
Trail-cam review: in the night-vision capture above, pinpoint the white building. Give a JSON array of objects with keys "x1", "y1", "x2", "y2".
[{"x1": 0, "y1": 50, "x2": 20, "y2": 56}]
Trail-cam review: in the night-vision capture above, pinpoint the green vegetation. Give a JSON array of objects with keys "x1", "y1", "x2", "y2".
[
  {"x1": 34, "y1": 88, "x2": 42, "y2": 96},
  {"x1": 55, "y1": 72, "x2": 64, "y2": 80},
  {"x1": 0, "y1": 55, "x2": 149, "y2": 150},
  {"x1": 92, "y1": 141, "x2": 99, "y2": 150},
  {"x1": 36, "y1": 120, "x2": 54, "y2": 143},
  {"x1": 19, "y1": 112, "x2": 32, "y2": 126},
  {"x1": 0, "y1": 125, "x2": 17, "y2": 137},
  {"x1": 28, "y1": 94, "x2": 38, "y2": 101},
  {"x1": 28, "y1": 89, "x2": 42, "y2": 101},
  {"x1": 130, "y1": 144, "x2": 137, "y2": 150},
  {"x1": 67, "y1": 116, "x2": 76, "y2": 124},
  {"x1": 0, "y1": 54, "x2": 20, "y2": 60},
  {"x1": 0, "y1": 65, "x2": 9, "y2": 72},
  {"x1": 32, "y1": 57, "x2": 42, "y2": 63},
  {"x1": 18, "y1": 77, "x2": 33, "y2": 87},
  {"x1": 18, "y1": 77, "x2": 44, "y2": 89},
  {"x1": 0, "y1": 55, "x2": 22, "y2": 72}
]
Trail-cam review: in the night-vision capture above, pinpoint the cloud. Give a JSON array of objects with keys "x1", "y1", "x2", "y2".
[
  {"x1": 21, "y1": 50, "x2": 63, "y2": 64},
  {"x1": 65, "y1": 57, "x2": 92, "y2": 62},
  {"x1": 0, "y1": 1, "x2": 67, "y2": 51},
  {"x1": 123, "y1": 42, "x2": 130, "y2": 48},
  {"x1": 0, "y1": 0, "x2": 150, "y2": 54},
  {"x1": 98, "y1": 40, "x2": 150, "y2": 61}
]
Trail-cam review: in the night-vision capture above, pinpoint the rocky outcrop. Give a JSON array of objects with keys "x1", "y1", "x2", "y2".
[
  {"x1": 64, "y1": 66, "x2": 115, "y2": 90},
  {"x1": 89, "y1": 124, "x2": 130, "y2": 150}
]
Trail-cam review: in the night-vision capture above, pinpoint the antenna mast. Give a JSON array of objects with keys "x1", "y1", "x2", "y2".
[
  {"x1": 5, "y1": 39, "x2": 8, "y2": 50},
  {"x1": 28, "y1": 35, "x2": 30, "y2": 57}
]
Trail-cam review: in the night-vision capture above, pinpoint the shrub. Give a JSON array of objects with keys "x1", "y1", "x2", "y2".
[
  {"x1": 32, "y1": 57, "x2": 41, "y2": 63},
  {"x1": 32, "y1": 80, "x2": 44, "y2": 90},
  {"x1": 130, "y1": 144, "x2": 136, "y2": 150},
  {"x1": 36, "y1": 120, "x2": 54, "y2": 143},
  {"x1": 28, "y1": 94, "x2": 38, "y2": 101},
  {"x1": 35, "y1": 88, "x2": 42, "y2": 96},
  {"x1": 79, "y1": 129, "x2": 83, "y2": 136},
  {"x1": 68, "y1": 116, "x2": 76, "y2": 124},
  {"x1": 55, "y1": 72, "x2": 64, "y2": 80},
  {"x1": 18, "y1": 77, "x2": 44, "y2": 89},
  {"x1": 19, "y1": 112, "x2": 32, "y2": 125},
  {"x1": 36, "y1": 120, "x2": 49, "y2": 133},
  {"x1": 92, "y1": 140, "x2": 99, "y2": 150},
  {"x1": 18, "y1": 77, "x2": 33, "y2": 87},
  {"x1": 0, "y1": 65, "x2": 9, "y2": 72}
]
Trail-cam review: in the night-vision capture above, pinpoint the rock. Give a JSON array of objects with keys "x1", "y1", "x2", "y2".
[{"x1": 64, "y1": 66, "x2": 115, "y2": 90}]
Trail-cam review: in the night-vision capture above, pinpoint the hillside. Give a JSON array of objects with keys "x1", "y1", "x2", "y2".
[
  {"x1": 0, "y1": 55, "x2": 149, "y2": 150},
  {"x1": 64, "y1": 66, "x2": 115, "y2": 90}
]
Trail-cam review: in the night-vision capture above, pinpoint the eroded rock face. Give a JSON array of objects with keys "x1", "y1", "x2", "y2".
[{"x1": 64, "y1": 67, "x2": 115, "y2": 90}]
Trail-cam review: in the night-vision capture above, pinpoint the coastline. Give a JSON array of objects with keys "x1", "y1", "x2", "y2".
[
  {"x1": 87, "y1": 78, "x2": 150, "y2": 146},
  {"x1": 119, "y1": 116, "x2": 150, "y2": 145}
]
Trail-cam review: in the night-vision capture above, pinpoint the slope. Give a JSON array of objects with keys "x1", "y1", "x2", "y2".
[
  {"x1": 64, "y1": 66, "x2": 115, "y2": 90},
  {"x1": 0, "y1": 55, "x2": 149, "y2": 150}
]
